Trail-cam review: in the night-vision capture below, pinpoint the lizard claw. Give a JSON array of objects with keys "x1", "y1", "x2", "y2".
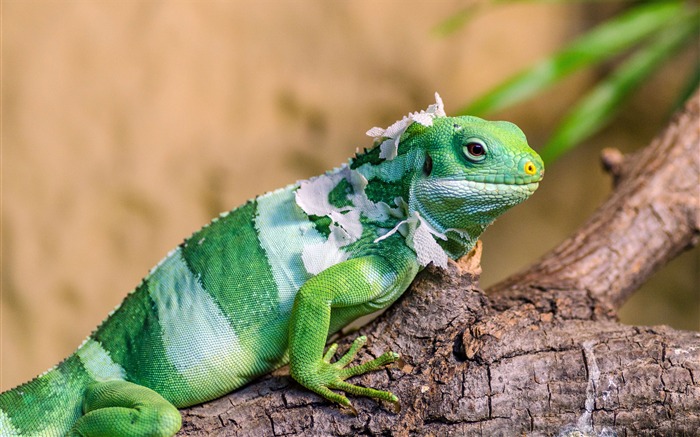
[{"x1": 344, "y1": 402, "x2": 358, "y2": 416}]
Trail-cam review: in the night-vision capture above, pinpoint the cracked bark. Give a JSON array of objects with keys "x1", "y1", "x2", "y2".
[{"x1": 178, "y1": 92, "x2": 700, "y2": 436}]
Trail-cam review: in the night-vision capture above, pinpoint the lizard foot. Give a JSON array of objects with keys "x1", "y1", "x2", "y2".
[{"x1": 301, "y1": 336, "x2": 401, "y2": 410}]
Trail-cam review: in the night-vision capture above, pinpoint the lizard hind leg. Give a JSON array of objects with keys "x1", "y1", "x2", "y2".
[{"x1": 67, "y1": 380, "x2": 181, "y2": 437}]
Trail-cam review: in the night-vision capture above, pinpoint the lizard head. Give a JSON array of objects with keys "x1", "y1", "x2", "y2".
[
  {"x1": 352, "y1": 95, "x2": 543, "y2": 261},
  {"x1": 405, "y1": 115, "x2": 544, "y2": 235}
]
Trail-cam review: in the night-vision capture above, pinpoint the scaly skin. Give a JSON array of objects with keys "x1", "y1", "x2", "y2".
[{"x1": 0, "y1": 95, "x2": 543, "y2": 436}]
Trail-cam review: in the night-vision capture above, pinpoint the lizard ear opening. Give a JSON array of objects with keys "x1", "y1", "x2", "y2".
[{"x1": 423, "y1": 153, "x2": 433, "y2": 176}]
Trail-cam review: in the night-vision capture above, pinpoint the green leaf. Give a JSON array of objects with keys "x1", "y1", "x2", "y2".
[
  {"x1": 539, "y1": 11, "x2": 699, "y2": 164},
  {"x1": 457, "y1": 1, "x2": 686, "y2": 116}
]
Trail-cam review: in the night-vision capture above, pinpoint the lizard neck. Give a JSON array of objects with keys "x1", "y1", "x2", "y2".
[
  {"x1": 413, "y1": 197, "x2": 490, "y2": 260},
  {"x1": 441, "y1": 226, "x2": 487, "y2": 260}
]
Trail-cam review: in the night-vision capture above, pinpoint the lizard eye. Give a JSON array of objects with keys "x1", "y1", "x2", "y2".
[{"x1": 463, "y1": 139, "x2": 487, "y2": 162}]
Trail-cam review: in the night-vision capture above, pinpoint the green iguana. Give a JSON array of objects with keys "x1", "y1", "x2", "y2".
[{"x1": 0, "y1": 94, "x2": 544, "y2": 436}]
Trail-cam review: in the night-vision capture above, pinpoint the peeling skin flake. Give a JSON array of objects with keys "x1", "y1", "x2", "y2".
[
  {"x1": 296, "y1": 165, "x2": 390, "y2": 245},
  {"x1": 296, "y1": 166, "x2": 375, "y2": 274},
  {"x1": 410, "y1": 215, "x2": 448, "y2": 269},
  {"x1": 296, "y1": 93, "x2": 451, "y2": 273},
  {"x1": 375, "y1": 206, "x2": 448, "y2": 269},
  {"x1": 329, "y1": 209, "x2": 363, "y2": 240},
  {"x1": 295, "y1": 167, "x2": 347, "y2": 217},
  {"x1": 366, "y1": 92, "x2": 446, "y2": 161},
  {"x1": 301, "y1": 226, "x2": 351, "y2": 275}
]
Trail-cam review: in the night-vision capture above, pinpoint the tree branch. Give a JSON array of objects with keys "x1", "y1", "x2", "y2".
[
  {"x1": 178, "y1": 92, "x2": 700, "y2": 436},
  {"x1": 490, "y1": 91, "x2": 700, "y2": 316}
]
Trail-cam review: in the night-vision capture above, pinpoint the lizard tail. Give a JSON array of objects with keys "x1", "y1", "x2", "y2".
[{"x1": 0, "y1": 355, "x2": 90, "y2": 436}]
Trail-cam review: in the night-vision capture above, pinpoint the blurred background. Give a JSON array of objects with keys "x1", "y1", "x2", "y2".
[{"x1": 2, "y1": 1, "x2": 698, "y2": 391}]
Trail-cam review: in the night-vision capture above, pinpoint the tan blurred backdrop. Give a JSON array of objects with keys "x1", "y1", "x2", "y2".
[{"x1": 2, "y1": 1, "x2": 698, "y2": 391}]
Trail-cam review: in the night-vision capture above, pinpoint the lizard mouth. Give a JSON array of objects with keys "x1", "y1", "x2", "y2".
[
  {"x1": 457, "y1": 176, "x2": 543, "y2": 186},
  {"x1": 512, "y1": 181, "x2": 540, "y2": 194},
  {"x1": 445, "y1": 179, "x2": 541, "y2": 195},
  {"x1": 415, "y1": 178, "x2": 541, "y2": 200},
  {"x1": 411, "y1": 178, "x2": 541, "y2": 230},
  {"x1": 477, "y1": 180, "x2": 540, "y2": 188}
]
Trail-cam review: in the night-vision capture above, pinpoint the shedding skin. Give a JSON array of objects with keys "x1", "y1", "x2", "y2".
[{"x1": 0, "y1": 95, "x2": 543, "y2": 436}]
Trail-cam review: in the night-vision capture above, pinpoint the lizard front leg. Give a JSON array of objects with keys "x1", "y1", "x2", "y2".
[{"x1": 288, "y1": 252, "x2": 417, "y2": 412}]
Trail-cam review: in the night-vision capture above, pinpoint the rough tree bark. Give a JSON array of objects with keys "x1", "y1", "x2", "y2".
[{"x1": 178, "y1": 92, "x2": 700, "y2": 436}]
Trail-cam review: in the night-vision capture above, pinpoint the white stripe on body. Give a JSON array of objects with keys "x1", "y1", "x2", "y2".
[
  {"x1": 0, "y1": 409, "x2": 19, "y2": 436},
  {"x1": 254, "y1": 188, "x2": 323, "y2": 313},
  {"x1": 148, "y1": 249, "x2": 247, "y2": 385},
  {"x1": 76, "y1": 339, "x2": 127, "y2": 382}
]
